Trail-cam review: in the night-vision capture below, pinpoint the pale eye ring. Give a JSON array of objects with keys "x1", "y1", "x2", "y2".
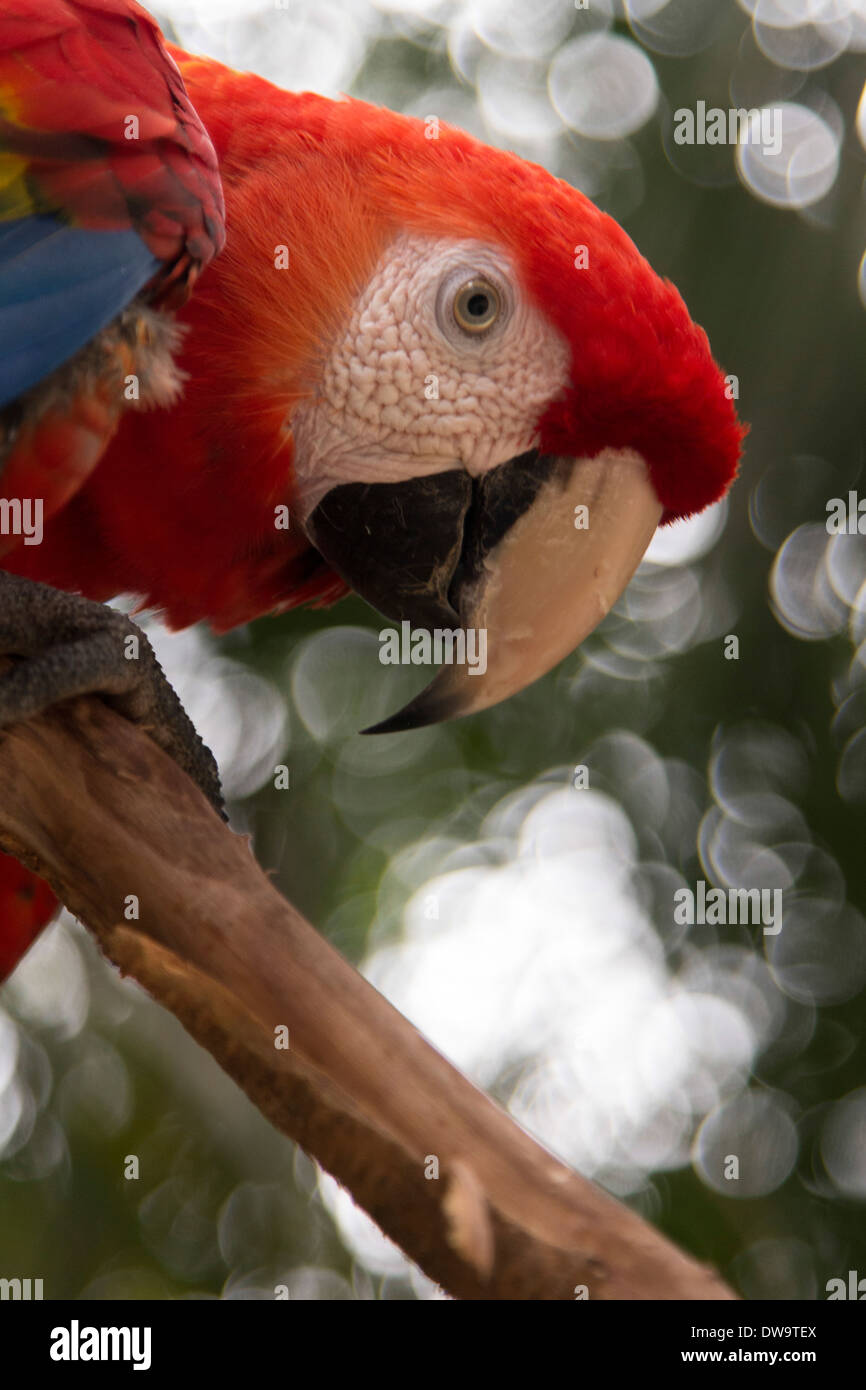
[{"x1": 452, "y1": 278, "x2": 502, "y2": 334}]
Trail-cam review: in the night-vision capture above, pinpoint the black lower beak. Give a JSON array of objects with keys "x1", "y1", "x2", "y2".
[
  {"x1": 304, "y1": 451, "x2": 554, "y2": 634},
  {"x1": 305, "y1": 468, "x2": 471, "y2": 632}
]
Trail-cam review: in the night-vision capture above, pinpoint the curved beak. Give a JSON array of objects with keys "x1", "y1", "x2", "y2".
[{"x1": 304, "y1": 448, "x2": 662, "y2": 733}]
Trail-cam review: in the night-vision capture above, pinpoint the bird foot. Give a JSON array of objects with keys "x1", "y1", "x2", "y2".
[{"x1": 0, "y1": 571, "x2": 225, "y2": 818}]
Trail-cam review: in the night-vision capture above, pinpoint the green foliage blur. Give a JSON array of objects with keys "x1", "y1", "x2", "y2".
[{"x1": 2, "y1": 0, "x2": 866, "y2": 1300}]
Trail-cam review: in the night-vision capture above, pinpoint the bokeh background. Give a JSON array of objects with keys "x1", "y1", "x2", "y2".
[{"x1": 2, "y1": 0, "x2": 866, "y2": 1300}]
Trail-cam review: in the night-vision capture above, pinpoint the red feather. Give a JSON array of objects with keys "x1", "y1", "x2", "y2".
[
  {"x1": 0, "y1": 852, "x2": 57, "y2": 981},
  {"x1": 0, "y1": 42, "x2": 743, "y2": 975},
  {"x1": 0, "y1": 0, "x2": 224, "y2": 297}
]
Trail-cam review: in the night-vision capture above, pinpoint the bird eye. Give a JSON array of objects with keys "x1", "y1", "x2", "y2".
[{"x1": 452, "y1": 278, "x2": 502, "y2": 335}]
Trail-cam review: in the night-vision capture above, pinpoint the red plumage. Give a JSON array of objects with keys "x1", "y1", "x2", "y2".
[
  {"x1": 0, "y1": 0, "x2": 224, "y2": 290},
  {"x1": 0, "y1": 852, "x2": 57, "y2": 980},
  {"x1": 0, "y1": 4, "x2": 227, "y2": 972},
  {"x1": 0, "y1": 32, "x2": 743, "y2": 979},
  {"x1": 7, "y1": 52, "x2": 742, "y2": 628}
]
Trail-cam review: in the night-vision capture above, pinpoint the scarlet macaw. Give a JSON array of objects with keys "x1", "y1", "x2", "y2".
[{"x1": 0, "y1": 0, "x2": 744, "y2": 979}]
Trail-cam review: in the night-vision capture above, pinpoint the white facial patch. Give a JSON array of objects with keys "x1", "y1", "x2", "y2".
[{"x1": 290, "y1": 233, "x2": 570, "y2": 521}]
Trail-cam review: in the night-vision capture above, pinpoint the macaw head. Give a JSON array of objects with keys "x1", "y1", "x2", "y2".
[{"x1": 180, "y1": 67, "x2": 745, "y2": 731}]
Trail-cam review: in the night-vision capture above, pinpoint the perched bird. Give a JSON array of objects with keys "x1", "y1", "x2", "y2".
[{"x1": 0, "y1": 0, "x2": 744, "y2": 980}]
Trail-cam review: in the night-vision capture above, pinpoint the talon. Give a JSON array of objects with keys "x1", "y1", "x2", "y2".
[{"x1": 0, "y1": 572, "x2": 225, "y2": 819}]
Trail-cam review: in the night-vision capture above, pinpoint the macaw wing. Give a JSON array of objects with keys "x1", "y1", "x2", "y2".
[
  {"x1": 0, "y1": 0, "x2": 225, "y2": 408},
  {"x1": 0, "y1": 215, "x2": 158, "y2": 407}
]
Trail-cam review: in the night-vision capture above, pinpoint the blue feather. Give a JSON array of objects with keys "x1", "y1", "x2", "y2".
[{"x1": 0, "y1": 216, "x2": 160, "y2": 410}]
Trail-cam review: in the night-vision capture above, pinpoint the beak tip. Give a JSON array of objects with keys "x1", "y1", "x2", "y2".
[
  {"x1": 359, "y1": 717, "x2": 405, "y2": 736},
  {"x1": 359, "y1": 710, "x2": 435, "y2": 737},
  {"x1": 360, "y1": 686, "x2": 464, "y2": 735}
]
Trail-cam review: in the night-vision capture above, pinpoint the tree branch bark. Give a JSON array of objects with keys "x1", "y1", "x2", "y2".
[{"x1": 0, "y1": 695, "x2": 736, "y2": 1300}]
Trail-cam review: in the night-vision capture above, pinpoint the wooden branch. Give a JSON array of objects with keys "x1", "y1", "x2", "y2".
[{"x1": 0, "y1": 695, "x2": 736, "y2": 1300}]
